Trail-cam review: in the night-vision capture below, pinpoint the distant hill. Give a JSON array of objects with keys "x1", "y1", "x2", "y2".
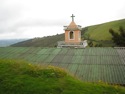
[
  {"x1": 11, "y1": 34, "x2": 64, "y2": 47},
  {"x1": 11, "y1": 19, "x2": 125, "y2": 47},
  {"x1": 0, "y1": 39, "x2": 27, "y2": 47}
]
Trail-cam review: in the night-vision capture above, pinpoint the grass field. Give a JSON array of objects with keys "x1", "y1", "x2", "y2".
[{"x1": 0, "y1": 59, "x2": 125, "y2": 94}]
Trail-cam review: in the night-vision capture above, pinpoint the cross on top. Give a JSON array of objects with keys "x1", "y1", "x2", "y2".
[{"x1": 71, "y1": 14, "x2": 75, "y2": 22}]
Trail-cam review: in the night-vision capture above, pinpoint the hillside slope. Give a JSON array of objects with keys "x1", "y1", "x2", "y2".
[
  {"x1": 83, "y1": 19, "x2": 125, "y2": 41},
  {"x1": 11, "y1": 19, "x2": 125, "y2": 47},
  {"x1": 12, "y1": 34, "x2": 64, "y2": 47},
  {"x1": 0, "y1": 59, "x2": 125, "y2": 94}
]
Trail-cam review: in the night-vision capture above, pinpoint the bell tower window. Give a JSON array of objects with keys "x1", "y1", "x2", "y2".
[{"x1": 69, "y1": 31, "x2": 74, "y2": 39}]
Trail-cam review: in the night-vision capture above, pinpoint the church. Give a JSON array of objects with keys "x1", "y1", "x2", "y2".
[{"x1": 58, "y1": 14, "x2": 87, "y2": 48}]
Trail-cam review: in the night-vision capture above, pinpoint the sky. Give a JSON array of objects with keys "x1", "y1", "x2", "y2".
[{"x1": 0, "y1": 0, "x2": 125, "y2": 39}]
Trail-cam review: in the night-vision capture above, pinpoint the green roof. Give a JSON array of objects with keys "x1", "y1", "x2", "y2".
[{"x1": 0, "y1": 47, "x2": 125, "y2": 85}]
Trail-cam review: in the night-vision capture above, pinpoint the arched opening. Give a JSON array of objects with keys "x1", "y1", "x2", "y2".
[{"x1": 69, "y1": 31, "x2": 74, "y2": 39}]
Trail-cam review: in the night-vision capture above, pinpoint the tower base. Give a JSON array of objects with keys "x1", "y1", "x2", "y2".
[{"x1": 57, "y1": 40, "x2": 88, "y2": 48}]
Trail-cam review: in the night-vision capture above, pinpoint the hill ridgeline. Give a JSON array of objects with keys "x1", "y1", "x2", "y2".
[{"x1": 11, "y1": 19, "x2": 125, "y2": 47}]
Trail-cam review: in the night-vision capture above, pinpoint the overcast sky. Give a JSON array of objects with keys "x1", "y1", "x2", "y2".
[{"x1": 0, "y1": 0, "x2": 125, "y2": 39}]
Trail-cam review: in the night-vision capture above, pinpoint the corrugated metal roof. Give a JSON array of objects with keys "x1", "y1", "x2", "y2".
[{"x1": 0, "y1": 47, "x2": 125, "y2": 85}]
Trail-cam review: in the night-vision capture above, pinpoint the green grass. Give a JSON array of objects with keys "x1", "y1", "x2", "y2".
[{"x1": 0, "y1": 59, "x2": 125, "y2": 94}]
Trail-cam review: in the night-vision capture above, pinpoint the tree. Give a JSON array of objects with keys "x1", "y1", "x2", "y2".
[
  {"x1": 88, "y1": 41, "x2": 93, "y2": 47},
  {"x1": 109, "y1": 26, "x2": 125, "y2": 47}
]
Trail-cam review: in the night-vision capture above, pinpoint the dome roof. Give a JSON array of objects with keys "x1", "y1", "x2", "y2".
[{"x1": 64, "y1": 21, "x2": 81, "y2": 31}]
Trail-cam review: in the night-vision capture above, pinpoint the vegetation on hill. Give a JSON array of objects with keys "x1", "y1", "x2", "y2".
[
  {"x1": 11, "y1": 19, "x2": 125, "y2": 47},
  {"x1": 109, "y1": 26, "x2": 125, "y2": 46},
  {"x1": 0, "y1": 59, "x2": 125, "y2": 94},
  {"x1": 83, "y1": 19, "x2": 125, "y2": 40},
  {"x1": 12, "y1": 34, "x2": 64, "y2": 47},
  {"x1": 83, "y1": 19, "x2": 125, "y2": 47}
]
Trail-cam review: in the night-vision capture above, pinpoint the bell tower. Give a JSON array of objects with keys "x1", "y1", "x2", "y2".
[
  {"x1": 64, "y1": 14, "x2": 82, "y2": 45},
  {"x1": 57, "y1": 14, "x2": 88, "y2": 48}
]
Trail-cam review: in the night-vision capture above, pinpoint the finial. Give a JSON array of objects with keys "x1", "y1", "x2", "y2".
[{"x1": 71, "y1": 14, "x2": 75, "y2": 22}]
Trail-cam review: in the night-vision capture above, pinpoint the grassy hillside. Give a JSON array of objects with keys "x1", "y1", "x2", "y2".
[
  {"x1": 0, "y1": 59, "x2": 125, "y2": 94},
  {"x1": 12, "y1": 34, "x2": 64, "y2": 47},
  {"x1": 83, "y1": 19, "x2": 125, "y2": 40},
  {"x1": 11, "y1": 19, "x2": 125, "y2": 47},
  {"x1": 83, "y1": 19, "x2": 125, "y2": 46}
]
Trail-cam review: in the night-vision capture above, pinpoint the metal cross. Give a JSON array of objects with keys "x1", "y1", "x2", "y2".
[{"x1": 71, "y1": 14, "x2": 75, "y2": 22}]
